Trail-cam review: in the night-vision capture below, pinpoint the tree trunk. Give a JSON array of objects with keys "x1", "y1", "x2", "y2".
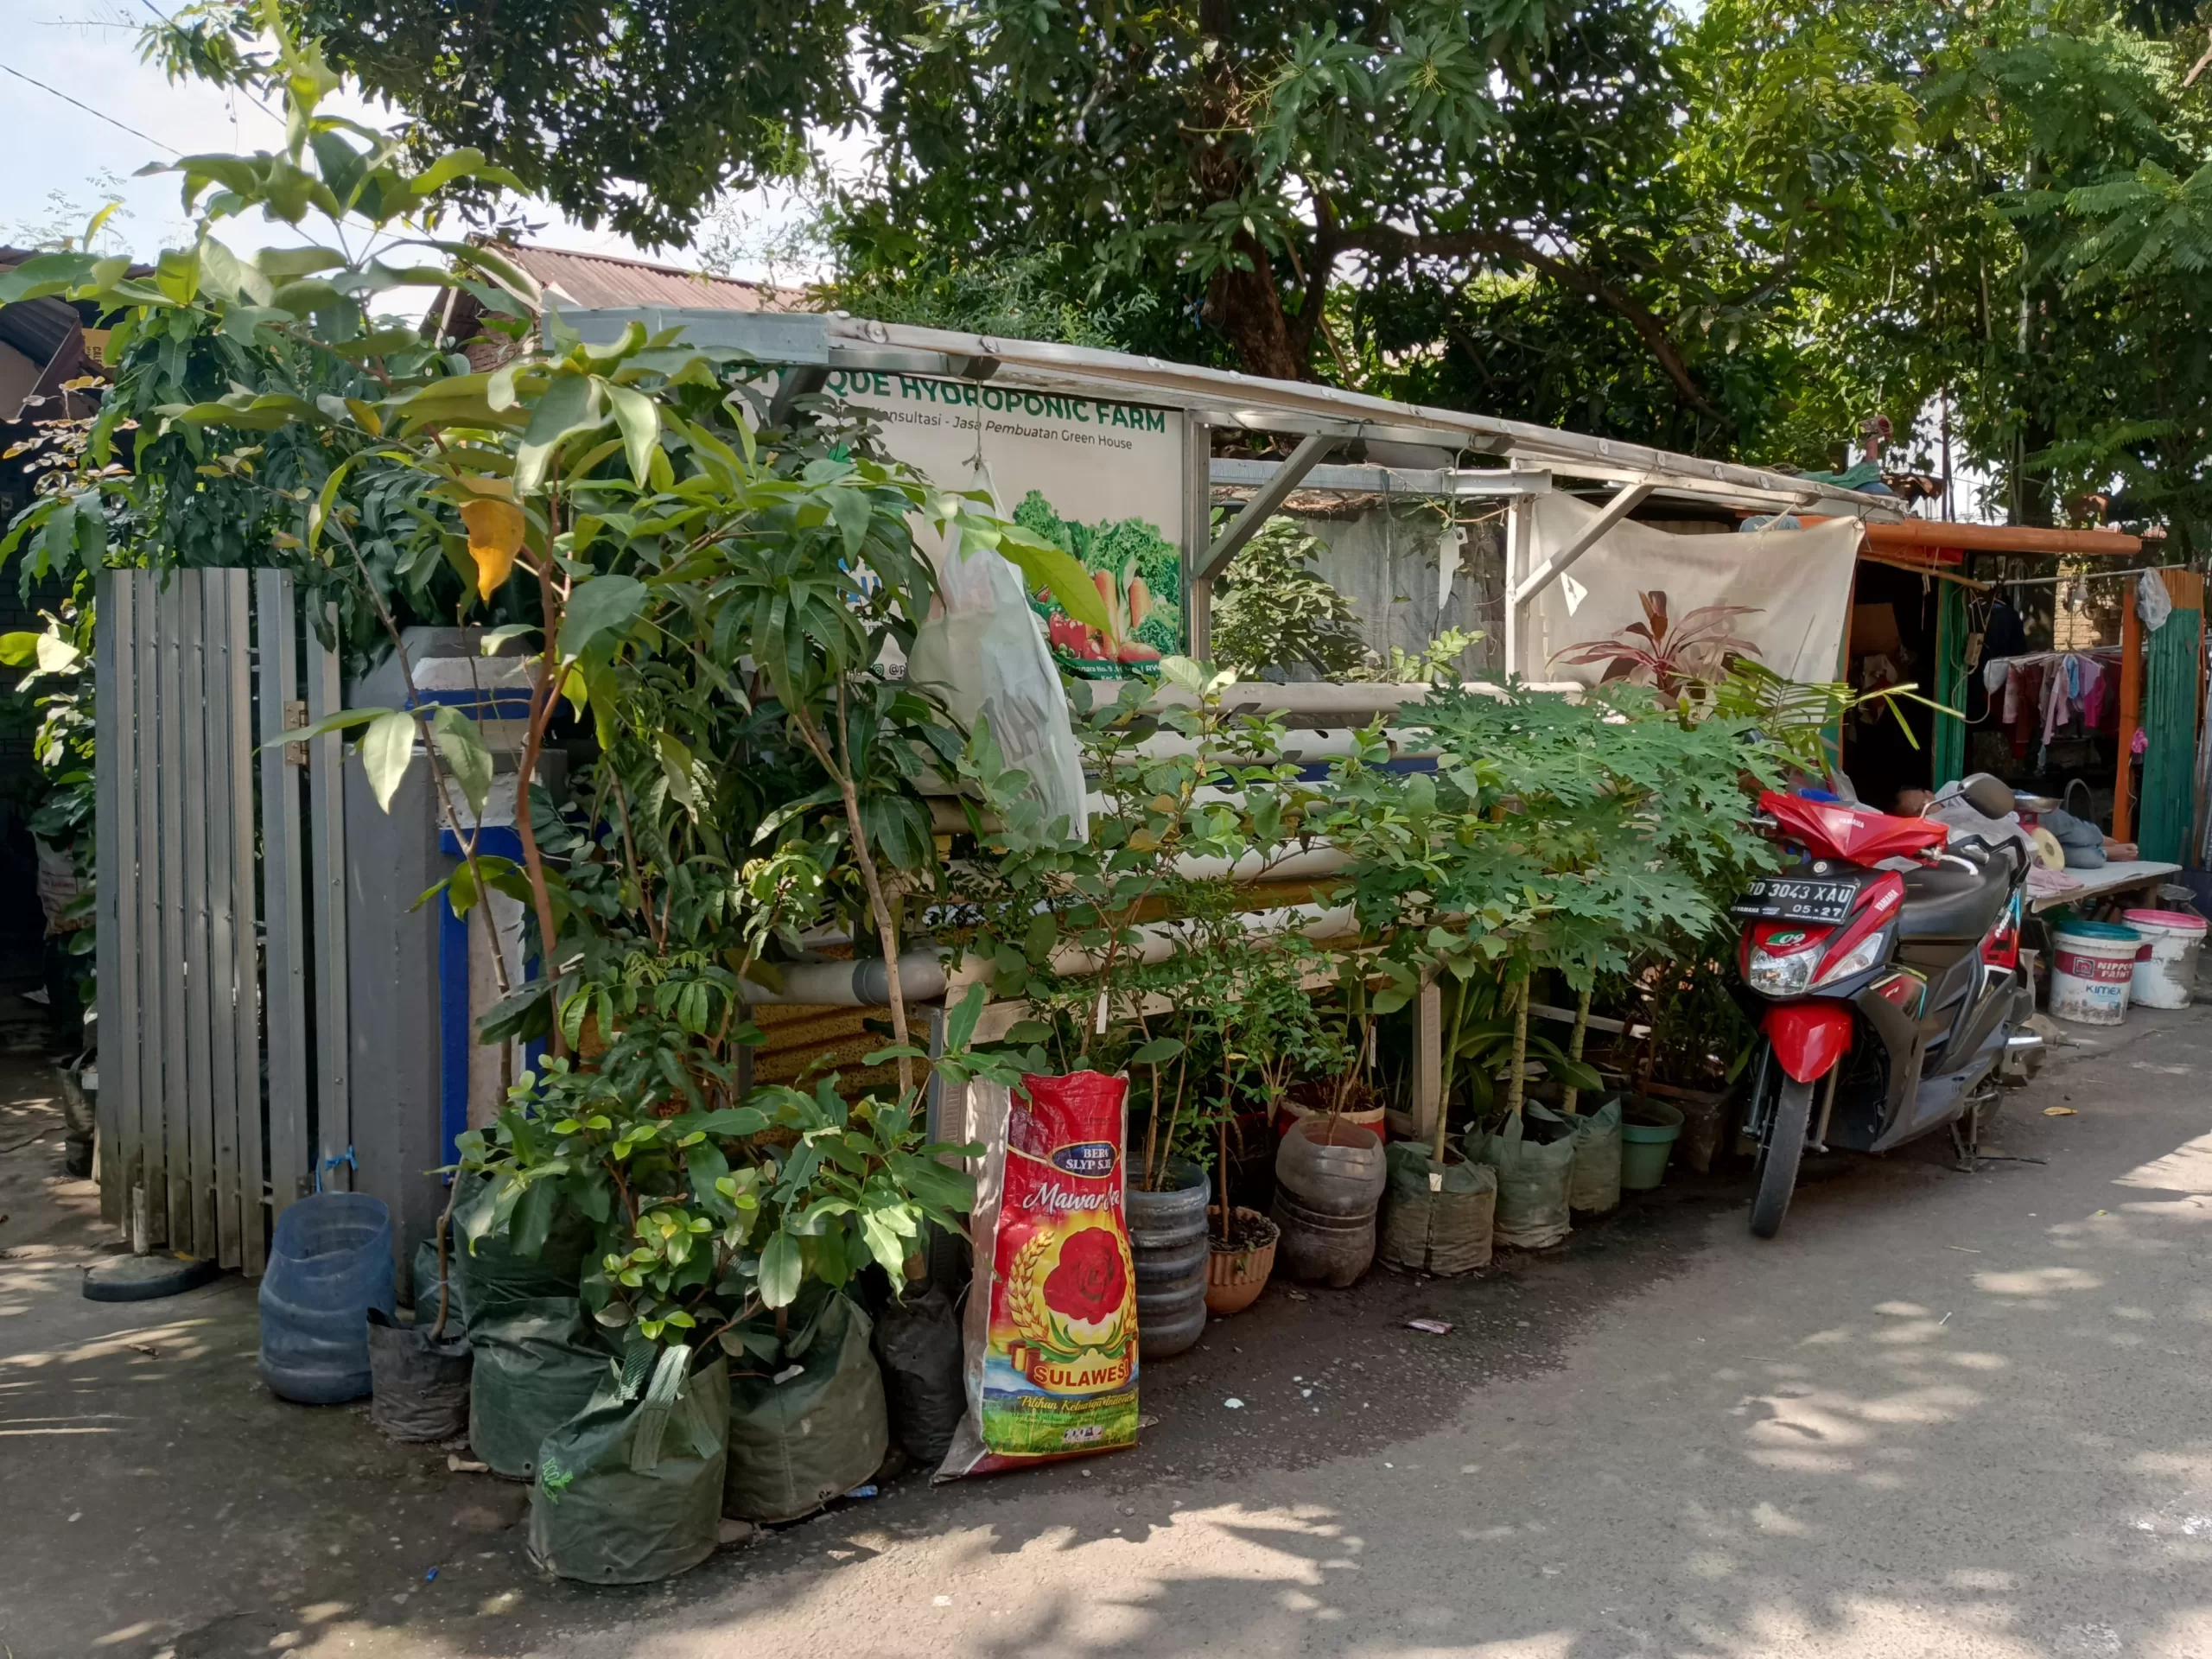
[{"x1": 1204, "y1": 238, "x2": 1306, "y2": 383}]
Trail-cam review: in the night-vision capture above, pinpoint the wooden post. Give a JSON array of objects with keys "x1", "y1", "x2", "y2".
[
  {"x1": 2115, "y1": 598, "x2": 2144, "y2": 842},
  {"x1": 1409, "y1": 976, "x2": 1443, "y2": 1148}
]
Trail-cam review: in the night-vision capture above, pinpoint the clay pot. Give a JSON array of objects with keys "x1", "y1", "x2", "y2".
[{"x1": 1204, "y1": 1206, "x2": 1279, "y2": 1316}]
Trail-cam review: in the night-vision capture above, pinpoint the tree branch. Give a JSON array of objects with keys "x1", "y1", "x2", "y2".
[
  {"x1": 1349, "y1": 223, "x2": 1726, "y2": 421},
  {"x1": 1287, "y1": 188, "x2": 1343, "y2": 371}
]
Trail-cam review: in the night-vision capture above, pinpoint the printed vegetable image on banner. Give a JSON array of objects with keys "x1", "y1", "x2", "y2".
[
  {"x1": 937, "y1": 1071, "x2": 1140, "y2": 1480},
  {"x1": 817, "y1": 371, "x2": 1186, "y2": 679},
  {"x1": 1013, "y1": 492, "x2": 1181, "y2": 676}
]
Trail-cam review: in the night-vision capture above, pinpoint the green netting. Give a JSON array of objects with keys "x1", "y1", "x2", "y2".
[{"x1": 2140, "y1": 605, "x2": 2201, "y2": 866}]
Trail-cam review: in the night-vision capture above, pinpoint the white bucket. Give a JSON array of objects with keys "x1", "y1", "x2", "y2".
[
  {"x1": 2121, "y1": 907, "x2": 2207, "y2": 1010},
  {"x1": 2050, "y1": 923, "x2": 2143, "y2": 1026}
]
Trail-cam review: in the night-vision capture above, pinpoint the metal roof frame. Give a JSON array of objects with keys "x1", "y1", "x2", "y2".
[
  {"x1": 556, "y1": 302, "x2": 1909, "y2": 674},
  {"x1": 554, "y1": 304, "x2": 1907, "y2": 521}
]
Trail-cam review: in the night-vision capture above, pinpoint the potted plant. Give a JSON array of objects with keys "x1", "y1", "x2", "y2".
[
  {"x1": 945, "y1": 653, "x2": 1320, "y2": 1340},
  {"x1": 1321, "y1": 678, "x2": 1782, "y2": 1235}
]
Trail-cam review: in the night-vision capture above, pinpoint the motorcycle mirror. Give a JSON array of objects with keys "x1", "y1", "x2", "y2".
[{"x1": 1959, "y1": 772, "x2": 2018, "y2": 820}]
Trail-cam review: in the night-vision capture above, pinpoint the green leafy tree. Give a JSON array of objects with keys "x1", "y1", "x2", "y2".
[
  {"x1": 1324, "y1": 681, "x2": 1783, "y2": 1148},
  {"x1": 1211, "y1": 518, "x2": 1369, "y2": 681},
  {"x1": 189, "y1": 0, "x2": 1736, "y2": 404},
  {"x1": 1, "y1": 18, "x2": 1125, "y2": 1348}
]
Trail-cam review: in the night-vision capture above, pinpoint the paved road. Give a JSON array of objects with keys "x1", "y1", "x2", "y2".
[{"x1": 5, "y1": 1007, "x2": 2209, "y2": 1657}]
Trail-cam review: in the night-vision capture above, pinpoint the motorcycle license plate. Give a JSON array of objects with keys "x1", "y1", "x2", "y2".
[{"x1": 1732, "y1": 877, "x2": 1858, "y2": 923}]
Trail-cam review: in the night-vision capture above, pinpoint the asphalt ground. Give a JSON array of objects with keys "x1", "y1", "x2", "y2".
[{"x1": 4, "y1": 1001, "x2": 2207, "y2": 1658}]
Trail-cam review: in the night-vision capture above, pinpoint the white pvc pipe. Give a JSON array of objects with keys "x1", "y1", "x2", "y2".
[
  {"x1": 741, "y1": 902, "x2": 1359, "y2": 1006},
  {"x1": 946, "y1": 901, "x2": 1357, "y2": 990},
  {"x1": 1072, "y1": 677, "x2": 1587, "y2": 718},
  {"x1": 741, "y1": 953, "x2": 949, "y2": 1007}
]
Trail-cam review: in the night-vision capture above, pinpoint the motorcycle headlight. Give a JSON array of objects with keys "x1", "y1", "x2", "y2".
[
  {"x1": 1746, "y1": 945, "x2": 1819, "y2": 997},
  {"x1": 1815, "y1": 929, "x2": 1891, "y2": 988}
]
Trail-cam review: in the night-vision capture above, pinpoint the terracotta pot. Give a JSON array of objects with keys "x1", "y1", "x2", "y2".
[{"x1": 1204, "y1": 1206, "x2": 1279, "y2": 1316}]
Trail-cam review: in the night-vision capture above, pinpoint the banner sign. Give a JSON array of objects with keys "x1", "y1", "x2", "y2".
[{"x1": 822, "y1": 370, "x2": 1187, "y2": 674}]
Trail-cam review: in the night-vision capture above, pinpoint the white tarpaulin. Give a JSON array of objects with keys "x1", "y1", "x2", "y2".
[{"x1": 1524, "y1": 494, "x2": 1861, "y2": 685}]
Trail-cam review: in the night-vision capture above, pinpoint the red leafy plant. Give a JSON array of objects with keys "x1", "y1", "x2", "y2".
[
  {"x1": 1042, "y1": 1228, "x2": 1128, "y2": 1326},
  {"x1": 1551, "y1": 590, "x2": 1761, "y2": 698}
]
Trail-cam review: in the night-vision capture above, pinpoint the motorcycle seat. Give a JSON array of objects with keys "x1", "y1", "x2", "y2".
[{"x1": 1897, "y1": 861, "x2": 2010, "y2": 942}]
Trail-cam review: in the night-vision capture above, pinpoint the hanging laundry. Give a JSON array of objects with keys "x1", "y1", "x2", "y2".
[
  {"x1": 1984, "y1": 598, "x2": 2028, "y2": 660},
  {"x1": 2079, "y1": 657, "x2": 2109, "y2": 729},
  {"x1": 2042, "y1": 661, "x2": 2075, "y2": 747},
  {"x1": 2009, "y1": 660, "x2": 2045, "y2": 759}
]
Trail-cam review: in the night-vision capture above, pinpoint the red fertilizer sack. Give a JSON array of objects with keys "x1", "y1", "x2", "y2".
[{"x1": 937, "y1": 1070, "x2": 1140, "y2": 1479}]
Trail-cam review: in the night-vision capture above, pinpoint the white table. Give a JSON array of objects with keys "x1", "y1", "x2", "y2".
[{"x1": 2027, "y1": 858, "x2": 2184, "y2": 915}]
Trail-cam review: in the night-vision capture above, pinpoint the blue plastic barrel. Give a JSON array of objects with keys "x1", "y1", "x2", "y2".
[{"x1": 259, "y1": 1192, "x2": 397, "y2": 1403}]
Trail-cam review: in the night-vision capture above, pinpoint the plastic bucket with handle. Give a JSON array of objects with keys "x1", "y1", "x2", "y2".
[
  {"x1": 2050, "y1": 922, "x2": 2142, "y2": 1026},
  {"x1": 2121, "y1": 908, "x2": 2207, "y2": 1010}
]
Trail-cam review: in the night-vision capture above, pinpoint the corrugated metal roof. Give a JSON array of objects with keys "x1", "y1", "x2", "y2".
[{"x1": 502, "y1": 243, "x2": 810, "y2": 315}]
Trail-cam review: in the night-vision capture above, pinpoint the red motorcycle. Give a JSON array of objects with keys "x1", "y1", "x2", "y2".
[{"x1": 1732, "y1": 774, "x2": 2039, "y2": 1238}]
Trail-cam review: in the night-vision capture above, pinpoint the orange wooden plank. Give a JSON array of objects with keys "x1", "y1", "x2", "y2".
[{"x1": 2116, "y1": 599, "x2": 2145, "y2": 842}]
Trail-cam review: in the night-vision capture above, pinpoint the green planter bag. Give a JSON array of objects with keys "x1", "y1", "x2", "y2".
[
  {"x1": 452, "y1": 1172, "x2": 593, "y2": 1319},
  {"x1": 410, "y1": 1236, "x2": 466, "y2": 1338},
  {"x1": 725, "y1": 1290, "x2": 888, "y2": 1523},
  {"x1": 1379, "y1": 1140, "x2": 1496, "y2": 1276},
  {"x1": 467, "y1": 1296, "x2": 616, "y2": 1479},
  {"x1": 1565, "y1": 1096, "x2": 1624, "y2": 1215},
  {"x1": 530, "y1": 1344, "x2": 730, "y2": 1585},
  {"x1": 1468, "y1": 1107, "x2": 1575, "y2": 1249}
]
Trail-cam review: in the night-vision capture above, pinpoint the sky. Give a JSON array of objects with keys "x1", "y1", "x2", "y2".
[{"x1": 0, "y1": 0, "x2": 798, "y2": 278}]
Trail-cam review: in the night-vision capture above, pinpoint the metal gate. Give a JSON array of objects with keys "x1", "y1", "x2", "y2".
[{"x1": 92, "y1": 567, "x2": 349, "y2": 1273}]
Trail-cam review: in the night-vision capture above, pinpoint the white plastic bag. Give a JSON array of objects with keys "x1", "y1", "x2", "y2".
[
  {"x1": 907, "y1": 475, "x2": 1088, "y2": 841},
  {"x1": 2137, "y1": 568, "x2": 2173, "y2": 632}
]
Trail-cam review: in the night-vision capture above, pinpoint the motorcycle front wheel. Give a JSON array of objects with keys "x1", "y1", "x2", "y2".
[{"x1": 1750, "y1": 1073, "x2": 1815, "y2": 1240}]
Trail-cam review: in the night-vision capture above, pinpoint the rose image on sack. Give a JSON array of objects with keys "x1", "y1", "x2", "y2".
[
  {"x1": 1044, "y1": 1228, "x2": 1127, "y2": 1328},
  {"x1": 938, "y1": 1071, "x2": 1141, "y2": 1479},
  {"x1": 1005, "y1": 1214, "x2": 1135, "y2": 1392}
]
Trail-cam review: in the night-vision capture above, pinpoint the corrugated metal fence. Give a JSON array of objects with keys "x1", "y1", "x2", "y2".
[{"x1": 93, "y1": 568, "x2": 350, "y2": 1274}]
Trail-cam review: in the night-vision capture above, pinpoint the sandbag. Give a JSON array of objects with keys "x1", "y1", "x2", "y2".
[
  {"x1": 725, "y1": 1289, "x2": 888, "y2": 1522},
  {"x1": 366, "y1": 1307, "x2": 472, "y2": 1442},
  {"x1": 938, "y1": 1072, "x2": 1139, "y2": 1481},
  {"x1": 531, "y1": 1345, "x2": 729, "y2": 1585},
  {"x1": 451, "y1": 1171, "x2": 593, "y2": 1319},
  {"x1": 874, "y1": 1282, "x2": 966, "y2": 1465},
  {"x1": 1379, "y1": 1141, "x2": 1496, "y2": 1276},
  {"x1": 1565, "y1": 1096, "x2": 1624, "y2": 1215},
  {"x1": 1470, "y1": 1108, "x2": 1574, "y2": 1249},
  {"x1": 467, "y1": 1296, "x2": 615, "y2": 1480},
  {"x1": 410, "y1": 1237, "x2": 467, "y2": 1339}
]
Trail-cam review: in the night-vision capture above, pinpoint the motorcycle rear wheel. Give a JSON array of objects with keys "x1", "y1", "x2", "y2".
[{"x1": 1750, "y1": 1076, "x2": 1814, "y2": 1240}]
